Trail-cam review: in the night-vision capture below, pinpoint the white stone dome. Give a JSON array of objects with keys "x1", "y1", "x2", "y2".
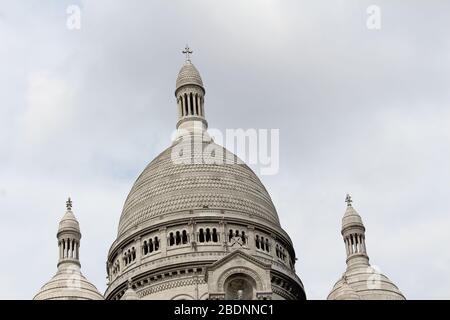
[
  {"x1": 175, "y1": 61, "x2": 204, "y2": 92},
  {"x1": 328, "y1": 266, "x2": 405, "y2": 300},
  {"x1": 34, "y1": 263, "x2": 103, "y2": 300},
  {"x1": 116, "y1": 140, "x2": 281, "y2": 238},
  {"x1": 58, "y1": 210, "x2": 80, "y2": 235}
]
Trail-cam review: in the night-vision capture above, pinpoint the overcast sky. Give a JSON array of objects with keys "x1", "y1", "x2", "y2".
[{"x1": 1, "y1": 0, "x2": 449, "y2": 300}]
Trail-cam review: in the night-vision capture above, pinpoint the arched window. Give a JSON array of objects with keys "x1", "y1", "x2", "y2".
[
  {"x1": 195, "y1": 94, "x2": 199, "y2": 115},
  {"x1": 205, "y1": 228, "x2": 211, "y2": 242},
  {"x1": 149, "y1": 238, "x2": 154, "y2": 253},
  {"x1": 229, "y1": 230, "x2": 233, "y2": 242},
  {"x1": 132, "y1": 248, "x2": 136, "y2": 260},
  {"x1": 241, "y1": 231, "x2": 246, "y2": 244},
  {"x1": 182, "y1": 230, "x2": 188, "y2": 244},
  {"x1": 199, "y1": 229, "x2": 205, "y2": 243},
  {"x1": 255, "y1": 235, "x2": 260, "y2": 249},
  {"x1": 189, "y1": 93, "x2": 194, "y2": 115},
  {"x1": 184, "y1": 93, "x2": 189, "y2": 115},
  {"x1": 154, "y1": 237, "x2": 159, "y2": 251},
  {"x1": 260, "y1": 237, "x2": 265, "y2": 251},
  {"x1": 265, "y1": 239, "x2": 270, "y2": 252},
  {"x1": 143, "y1": 241, "x2": 148, "y2": 255},
  {"x1": 212, "y1": 228, "x2": 218, "y2": 242},
  {"x1": 169, "y1": 232, "x2": 175, "y2": 246},
  {"x1": 175, "y1": 231, "x2": 181, "y2": 245}
]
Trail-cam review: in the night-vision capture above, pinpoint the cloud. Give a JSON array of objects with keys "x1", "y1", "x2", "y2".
[{"x1": 0, "y1": 0, "x2": 449, "y2": 300}]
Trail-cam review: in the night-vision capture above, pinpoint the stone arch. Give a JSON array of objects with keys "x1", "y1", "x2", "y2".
[
  {"x1": 171, "y1": 293, "x2": 195, "y2": 300},
  {"x1": 217, "y1": 267, "x2": 264, "y2": 293}
]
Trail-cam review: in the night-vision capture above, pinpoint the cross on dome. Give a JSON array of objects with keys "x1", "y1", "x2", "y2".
[
  {"x1": 345, "y1": 194, "x2": 352, "y2": 207},
  {"x1": 182, "y1": 44, "x2": 193, "y2": 61},
  {"x1": 66, "y1": 197, "x2": 73, "y2": 211}
]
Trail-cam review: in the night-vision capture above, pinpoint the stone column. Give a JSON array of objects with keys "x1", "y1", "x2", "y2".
[
  {"x1": 159, "y1": 227, "x2": 167, "y2": 257},
  {"x1": 270, "y1": 233, "x2": 277, "y2": 260},
  {"x1": 118, "y1": 249, "x2": 124, "y2": 272},
  {"x1": 135, "y1": 236, "x2": 142, "y2": 264},
  {"x1": 247, "y1": 226, "x2": 256, "y2": 254}
]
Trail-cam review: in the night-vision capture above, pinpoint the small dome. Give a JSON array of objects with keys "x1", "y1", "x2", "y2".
[
  {"x1": 342, "y1": 205, "x2": 364, "y2": 231},
  {"x1": 328, "y1": 266, "x2": 405, "y2": 300},
  {"x1": 175, "y1": 61, "x2": 204, "y2": 93},
  {"x1": 58, "y1": 210, "x2": 80, "y2": 235},
  {"x1": 33, "y1": 264, "x2": 103, "y2": 300}
]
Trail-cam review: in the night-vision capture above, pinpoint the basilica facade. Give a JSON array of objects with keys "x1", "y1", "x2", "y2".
[{"x1": 33, "y1": 50, "x2": 404, "y2": 300}]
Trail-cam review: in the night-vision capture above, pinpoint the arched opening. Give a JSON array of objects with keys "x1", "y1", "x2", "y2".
[
  {"x1": 199, "y1": 229, "x2": 205, "y2": 243},
  {"x1": 229, "y1": 230, "x2": 233, "y2": 242},
  {"x1": 176, "y1": 231, "x2": 181, "y2": 245},
  {"x1": 255, "y1": 235, "x2": 260, "y2": 249},
  {"x1": 212, "y1": 228, "x2": 218, "y2": 242},
  {"x1": 206, "y1": 228, "x2": 211, "y2": 242},
  {"x1": 224, "y1": 274, "x2": 256, "y2": 300},
  {"x1": 169, "y1": 232, "x2": 175, "y2": 246},
  {"x1": 241, "y1": 231, "x2": 246, "y2": 244},
  {"x1": 149, "y1": 238, "x2": 154, "y2": 253},
  {"x1": 195, "y1": 94, "x2": 199, "y2": 115},
  {"x1": 143, "y1": 241, "x2": 148, "y2": 255},
  {"x1": 154, "y1": 237, "x2": 159, "y2": 251},
  {"x1": 189, "y1": 93, "x2": 194, "y2": 115},
  {"x1": 182, "y1": 230, "x2": 188, "y2": 244}
]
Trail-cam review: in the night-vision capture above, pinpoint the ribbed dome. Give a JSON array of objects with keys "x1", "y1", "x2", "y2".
[
  {"x1": 328, "y1": 266, "x2": 405, "y2": 300},
  {"x1": 117, "y1": 139, "x2": 280, "y2": 237},
  {"x1": 175, "y1": 61, "x2": 204, "y2": 92},
  {"x1": 58, "y1": 210, "x2": 80, "y2": 235},
  {"x1": 33, "y1": 264, "x2": 103, "y2": 300},
  {"x1": 342, "y1": 205, "x2": 364, "y2": 230}
]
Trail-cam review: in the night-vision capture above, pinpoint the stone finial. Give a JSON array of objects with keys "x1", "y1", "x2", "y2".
[
  {"x1": 66, "y1": 197, "x2": 73, "y2": 211},
  {"x1": 345, "y1": 194, "x2": 352, "y2": 207},
  {"x1": 182, "y1": 44, "x2": 193, "y2": 61}
]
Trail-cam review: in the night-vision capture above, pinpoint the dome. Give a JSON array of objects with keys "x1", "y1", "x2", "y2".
[
  {"x1": 116, "y1": 139, "x2": 280, "y2": 238},
  {"x1": 175, "y1": 61, "x2": 204, "y2": 92},
  {"x1": 34, "y1": 264, "x2": 103, "y2": 300},
  {"x1": 328, "y1": 266, "x2": 405, "y2": 300},
  {"x1": 58, "y1": 210, "x2": 80, "y2": 235},
  {"x1": 342, "y1": 205, "x2": 364, "y2": 231}
]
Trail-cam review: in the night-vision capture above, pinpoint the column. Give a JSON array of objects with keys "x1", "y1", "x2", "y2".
[
  {"x1": 135, "y1": 237, "x2": 142, "y2": 264},
  {"x1": 118, "y1": 249, "x2": 124, "y2": 272},
  {"x1": 177, "y1": 98, "x2": 182, "y2": 118},
  {"x1": 159, "y1": 227, "x2": 167, "y2": 257},
  {"x1": 247, "y1": 226, "x2": 256, "y2": 254}
]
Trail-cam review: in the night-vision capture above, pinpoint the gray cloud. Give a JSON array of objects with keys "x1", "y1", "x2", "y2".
[{"x1": 0, "y1": 0, "x2": 449, "y2": 299}]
